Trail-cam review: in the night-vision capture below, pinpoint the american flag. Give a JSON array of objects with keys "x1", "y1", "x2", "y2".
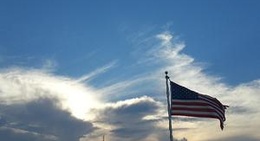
[{"x1": 170, "y1": 81, "x2": 228, "y2": 130}]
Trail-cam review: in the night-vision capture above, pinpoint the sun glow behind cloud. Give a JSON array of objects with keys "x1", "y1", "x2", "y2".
[{"x1": 0, "y1": 67, "x2": 102, "y2": 120}]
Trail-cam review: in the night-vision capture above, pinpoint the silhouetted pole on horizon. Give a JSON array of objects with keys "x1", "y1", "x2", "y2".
[{"x1": 165, "y1": 71, "x2": 173, "y2": 141}]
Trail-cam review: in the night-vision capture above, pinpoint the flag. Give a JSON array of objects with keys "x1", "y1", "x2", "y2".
[{"x1": 170, "y1": 81, "x2": 228, "y2": 130}]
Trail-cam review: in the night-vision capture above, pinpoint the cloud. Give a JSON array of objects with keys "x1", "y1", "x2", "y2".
[
  {"x1": 0, "y1": 67, "x2": 104, "y2": 141},
  {"x1": 0, "y1": 127, "x2": 56, "y2": 141},
  {"x1": 41, "y1": 59, "x2": 58, "y2": 71},
  {"x1": 82, "y1": 96, "x2": 188, "y2": 141},
  {"x1": 75, "y1": 61, "x2": 117, "y2": 83},
  {"x1": 0, "y1": 29, "x2": 259, "y2": 141},
  {"x1": 145, "y1": 31, "x2": 260, "y2": 141},
  {"x1": 0, "y1": 98, "x2": 95, "y2": 141},
  {"x1": 84, "y1": 96, "x2": 162, "y2": 141},
  {"x1": 0, "y1": 68, "x2": 101, "y2": 120}
]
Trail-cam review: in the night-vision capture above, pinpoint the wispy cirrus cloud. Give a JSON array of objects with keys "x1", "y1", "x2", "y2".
[
  {"x1": 75, "y1": 61, "x2": 117, "y2": 84},
  {"x1": 142, "y1": 31, "x2": 260, "y2": 141}
]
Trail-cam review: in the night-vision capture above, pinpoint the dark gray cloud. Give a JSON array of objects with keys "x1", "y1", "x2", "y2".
[
  {"x1": 0, "y1": 98, "x2": 96, "y2": 141},
  {"x1": 113, "y1": 101, "x2": 158, "y2": 139},
  {"x1": 94, "y1": 97, "x2": 160, "y2": 140},
  {"x1": 92, "y1": 96, "x2": 189, "y2": 141}
]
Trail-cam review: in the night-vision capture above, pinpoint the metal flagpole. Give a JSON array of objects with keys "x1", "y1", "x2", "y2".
[{"x1": 165, "y1": 71, "x2": 173, "y2": 141}]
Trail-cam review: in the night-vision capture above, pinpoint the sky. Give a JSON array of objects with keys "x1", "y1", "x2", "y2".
[{"x1": 0, "y1": 0, "x2": 260, "y2": 141}]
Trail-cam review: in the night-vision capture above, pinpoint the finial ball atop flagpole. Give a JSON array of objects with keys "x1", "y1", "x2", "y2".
[{"x1": 165, "y1": 71, "x2": 169, "y2": 79}]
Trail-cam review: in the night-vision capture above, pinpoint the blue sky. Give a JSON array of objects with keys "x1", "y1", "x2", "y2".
[
  {"x1": 1, "y1": 0, "x2": 259, "y2": 84},
  {"x1": 0, "y1": 1, "x2": 260, "y2": 141}
]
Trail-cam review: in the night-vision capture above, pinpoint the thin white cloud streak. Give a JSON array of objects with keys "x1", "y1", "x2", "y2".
[
  {"x1": 97, "y1": 76, "x2": 149, "y2": 100},
  {"x1": 75, "y1": 61, "x2": 117, "y2": 83}
]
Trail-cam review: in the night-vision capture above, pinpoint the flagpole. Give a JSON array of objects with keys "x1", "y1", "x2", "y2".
[{"x1": 165, "y1": 71, "x2": 173, "y2": 141}]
